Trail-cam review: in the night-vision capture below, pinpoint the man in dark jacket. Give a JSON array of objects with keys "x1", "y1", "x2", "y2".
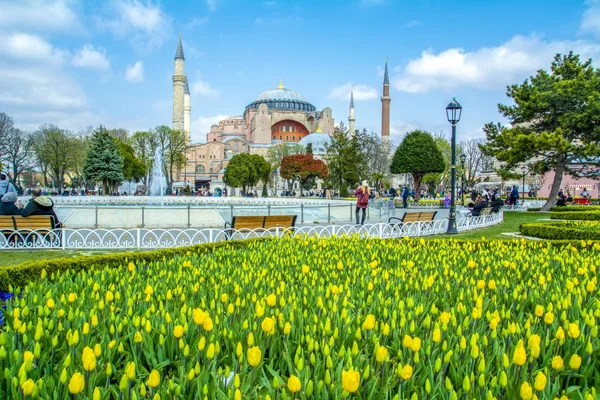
[
  {"x1": 471, "y1": 196, "x2": 489, "y2": 216},
  {"x1": 0, "y1": 192, "x2": 22, "y2": 215},
  {"x1": 21, "y1": 188, "x2": 61, "y2": 227},
  {"x1": 401, "y1": 185, "x2": 409, "y2": 208}
]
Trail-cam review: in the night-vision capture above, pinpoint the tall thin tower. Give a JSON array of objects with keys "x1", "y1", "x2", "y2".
[
  {"x1": 381, "y1": 57, "x2": 391, "y2": 143},
  {"x1": 172, "y1": 35, "x2": 185, "y2": 134},
  {"x1": 184, "y1": 77, "x2": 191, "y2": 144},
  {"x1": 348, "y1": 88, "x2": 355, "y2": 137}
]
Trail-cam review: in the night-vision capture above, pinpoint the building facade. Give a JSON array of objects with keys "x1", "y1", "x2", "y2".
[{"x1": 175, "y1": 34, "x2": 335, "y2": 191}]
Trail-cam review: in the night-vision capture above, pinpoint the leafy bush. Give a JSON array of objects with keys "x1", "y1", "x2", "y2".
[
  {"x1": 527, "y1": 207, "x2": 542, "y2": 212},
  {"x1": 550, "y1": 211, "x2": 600, "y2": 221},
  {"x1": 550, "y1": 205, "x2": 600, "y2": 212},
  {"x1": 0, "y1": 239, "x2": 265, "y2": 292},
  {"x1": 520, "y1": 221, "x2": 600, "y2": 240}
]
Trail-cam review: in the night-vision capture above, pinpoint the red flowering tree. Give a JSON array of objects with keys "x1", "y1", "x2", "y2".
[{"x1": 280, "y1": 154, "x2": 328, "y2": 195}]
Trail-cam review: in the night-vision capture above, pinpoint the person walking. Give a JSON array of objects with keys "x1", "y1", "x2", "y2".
[
  {"x1": 510, "y1": 186, "x2": 519, "y2": 206},
  {"x1": 354, "y1": 181, "x2": 370, "y2": 225},
  {"x1": 0, "y1": 171, "x2": 16, "y2": 197},
  {"x1": 401, "y1": 185, "x2": 410, "y2": 209}
]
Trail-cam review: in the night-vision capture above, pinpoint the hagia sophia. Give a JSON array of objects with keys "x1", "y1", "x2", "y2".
[{"x1": 171, "y1": 37, "x2": 391, "y2": 191}]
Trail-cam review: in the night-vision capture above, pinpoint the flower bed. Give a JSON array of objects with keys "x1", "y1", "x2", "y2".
[
  {"x1": 520, "y1": 221, "x2": 600, "y2": 240},
  {"x1": 1, "y1": 238, "x2": 599, "y2": 399}
]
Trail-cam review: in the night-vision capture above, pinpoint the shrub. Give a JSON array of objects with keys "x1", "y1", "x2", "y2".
[
  {"x1": 550, "y1": 205, "x2": 600, "y2": 212},
  {"x1": 550, "y1": 211, "x2": 600, "y2": 221},
  {"x1": 527, "y1": 207, "x2": 542, "y2": 212},
  {"x1": 0, "y1": 239, "x2": 265, "y2": 292},
  {"x1": 520, "y1": 221, "x2": 600, "y2": 240}
]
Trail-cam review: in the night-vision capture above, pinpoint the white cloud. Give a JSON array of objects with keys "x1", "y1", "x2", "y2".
[
  {"x1": 72, "y1": 44, "x2": 111, "y2": 70},
  {"x1": 98, "y1": 0, "x2": 172, "y2": 53},
  {"x1": 125, "y1": 61, "x2": 144, "y2": 83},
  {"x1": 191, "y1": 80, "x2": 219, "y2": 97},
  {"x1": 190, "y1": 115, "x2": 229, "y2": 143},
  {"x1": 0, "y1": 33, "x2": 66, "y2": 65},
  {"x1": 0, "y1": 0, "x2": 81, "y2": 33},
  {"x1": 392, "y1": 35, "x2": 600, "y2": 93},
  {"x1": 186, "y1": 16, "x2": 209, "y2": 29},
  {"x1": 581, "y1": 1, "x2": 600, "y2": 37},
  {"x1": 329, "y1": 82, "x2": 378, "y2": 101}
]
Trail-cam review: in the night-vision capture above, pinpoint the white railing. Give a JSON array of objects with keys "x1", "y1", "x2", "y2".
[
  {"x1": 456, "y1": 211, "x2": 504, "y2": 232},
  {"x1": 47, "y1": 196, "x2": 350, "y2": 207},
  {"x1": 0, "y1": 213, "x2": 503, "y2": 250}
]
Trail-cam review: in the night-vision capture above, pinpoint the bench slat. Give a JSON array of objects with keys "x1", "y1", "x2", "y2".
[
  {"x1": 403, "y1": 213, "x2": 421, "y2": 222},
  {"x1": 264, "y1": 216, "x2": 296, "y2": 229},
  {"x1": 14, "y1": 216, "x2": 54, "y2": 230},
  {"x1": 419, "y1": 212, "x2": 437, "y2": 221},
  {"x1": 232, "y1": 216, "x2": 265, "y2": 230}
]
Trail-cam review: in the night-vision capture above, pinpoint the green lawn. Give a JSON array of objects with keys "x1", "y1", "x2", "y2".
[{"x1": 436, "y1": 211, "x2": 551, "y2": 240}]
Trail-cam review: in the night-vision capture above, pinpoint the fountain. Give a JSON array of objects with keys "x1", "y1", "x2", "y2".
[{"x1": 149, "y1": 148, "x2": 167, "y2": 204}]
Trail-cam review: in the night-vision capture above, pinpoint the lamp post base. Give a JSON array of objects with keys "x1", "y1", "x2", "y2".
[{"x1": 447, "y1": 213, "x2": 458, "y2": 234}]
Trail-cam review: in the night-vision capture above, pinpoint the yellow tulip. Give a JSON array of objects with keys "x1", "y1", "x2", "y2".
[
  {"x1": 247, "y1": 346, "x2": 262, "y2": 367},
  {"x1": 534, "y1": 371, "x2": 547, "y2": 391},
  {"x1": 520, "y1": 382, "x2": 533, "y2": 400},
  {"x1": 148, "y1": 370, "x2": 160, "y2": 388},
  {"x1": 342, "y1": 368, "x2": 360, "y2": 393},
  {"x1": 287, "y1": 375, "x2": 301, "y2": 393},
  {"x1": 68, "y1": 372, "x2": 85, "y2": 394},
  {"x1": 21, "y1": 379, "x2": 35, "y2": 396}
]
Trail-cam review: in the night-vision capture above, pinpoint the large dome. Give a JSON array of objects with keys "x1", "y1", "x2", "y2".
[
  {"x1": 246, "y1": 81, "x2": 316, "y2": 112},
  {"x1": 256, "y1": 88, "x2": 307, "y2": 102}
]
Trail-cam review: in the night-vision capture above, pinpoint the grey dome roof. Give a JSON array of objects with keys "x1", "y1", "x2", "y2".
[
  {"x1": 298, "y1": 133, "x2": 332, "y2": 154},
  {"x1": 246, "y1": 82, "x2": 316, "y2": 112},
  {"x1": 256, "y1": 87, "x2": 307, "y2": 102}
]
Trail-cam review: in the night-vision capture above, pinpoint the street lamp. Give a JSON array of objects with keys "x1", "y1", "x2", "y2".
[
  {"x1": 459, "y1": 153, "x2": 466, "y2": 206},
  {"x1": 446, "y1": 98, "x2": 462, "y2": 234},
  {"x1": 521, "y1": 165, "x2": 527, "y2": 200}
]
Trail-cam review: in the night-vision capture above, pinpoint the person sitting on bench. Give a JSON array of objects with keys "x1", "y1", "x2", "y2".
[
  {"x1": 22, "y1": 188, "x2": 61, "y2": 228},
  {"x1": 471, "y1": 195, "x2": 489, "y2": 217},
  {"x1": 0, "y1": 192, "x2": 23, "y2": 216}
]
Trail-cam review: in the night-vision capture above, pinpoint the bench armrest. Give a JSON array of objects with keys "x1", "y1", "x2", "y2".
[{"x1": 388, "y1": 217, "x2": 404, "y2": 224}]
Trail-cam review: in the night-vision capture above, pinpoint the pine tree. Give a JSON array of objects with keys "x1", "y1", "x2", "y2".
[{"x1": 83, "y1": 126, "x2": 124, "y2": 195}]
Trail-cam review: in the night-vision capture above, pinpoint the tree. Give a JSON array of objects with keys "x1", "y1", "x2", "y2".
[
  {"x1": 223, "y1": 153, "x2": 270, "y2": 194},
  {"x1": 131, "y1": 130, "x2": 158, "y2": 186},
  {"x1": 481, "y1": 52, "x2": 600, "y2": 211},
  {"x1": 0, "y1": 113, "x2": 36, "y2": 184},
  {"x1": 32, "y1": 124, "x2": 77, "y2": 189},
  {"x1": 83, "y1": 126, "x2": 124, "y2": 195},
  {"x1": 390, "y1": 130, "x2": 445, "y2": 201},
  {"x1": 153, "y1": 126, "x2": 187, "y2": 189},
  {"x1": 266, "y1": 142, "x2": 305, "y2": 172},
  {"x1": 280, "y1": 154, "x2": 328, "y2": 196},
  {"x1": 421, "y1": 134, "x2": 453, "y2": 193},
  {"x1": 325, "y1": 129, "x2": 363, "y2": 196},
  {"x1": 354, "y1": 129, "x2": 392, "y2": 190},
  {"x1": 305, "y1": 143, "x2": 313, "y2": 155},
  {"x1": 460, "y1": 139, "x2": 485, "y2": 188},
  {"x1": 114, "y1": 139, "x2": 146, "y2": 183}
]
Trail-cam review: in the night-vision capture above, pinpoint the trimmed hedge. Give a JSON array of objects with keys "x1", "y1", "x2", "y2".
[
  {"x1": 550, "y1": 205, "x2": 600, "y2": 212},
  {"x1": 520, "y1": 222, "x2": 600, "y2": 240},
  {"x1": 550, "y1": 211, "x2": 600, "y2": 221},
  {"x1": 0, "y1": 238, "x2": 266, "y2": 292},
  {"x1": 527, "y1": 207, "x2": 542, "y2": 212}
]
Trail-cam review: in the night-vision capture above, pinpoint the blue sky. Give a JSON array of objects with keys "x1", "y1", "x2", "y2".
[{"x1": 1, "y1": 0, "x2": 600, "y2": 145}]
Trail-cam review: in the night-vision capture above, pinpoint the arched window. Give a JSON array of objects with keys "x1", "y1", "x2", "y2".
[
  {"x1": 279, "y1": 135, "x2": 282, "y2": 140},
  {"x1": 242, "y1": 144, "x2": 247, "y2": 152},
  {"x1": 195, "y1": 165, "x2": 205, "y2": 174},
  {"x1": 286, "y1": 136, "x2": 289, "y2": 141},
  {"x1": 286, "y1": 123, "x2": 290, "y2": 132},
  {"x1": 292, "y1": 136, "x2": 296, "y2": 141},
  {"x1": 292, "y1": 126, "x2": 295, "y2": 132},
  {"x1": 234, "y1": 141, "x2": 239, "y2": 152},
  {"x1": 272, "y1": 135, "x2": 276, "y2": 140}
]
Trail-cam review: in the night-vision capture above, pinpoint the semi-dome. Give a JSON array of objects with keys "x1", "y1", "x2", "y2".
[
  {"x1": 298, "y1": 133, "x2": 331, "y2": 155},
  {"x1": 246, "y1": 80, "x2": 316, "y2": 112}
]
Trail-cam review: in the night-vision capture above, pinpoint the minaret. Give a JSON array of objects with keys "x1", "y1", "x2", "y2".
[
  {"x1": 381, "y1": 57, "x2": 391, "y2": 143},
  {"x1": 184, "y1": 77, "x2": 191, "y2": 144},
  {"x1": 348, "y1": 88, "x2": 355, "y2": 137},
  {"x1": 172, "y1": 35, "x2": 185, "y2": 134}
]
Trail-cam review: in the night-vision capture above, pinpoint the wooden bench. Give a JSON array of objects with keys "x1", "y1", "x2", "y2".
[
  {"x1": 388, "y1": 211, "x2": 437, "y2": 225},
  {"x1": 0, "y1": 215, "x2": 58, "y2": 246},
  {"x1": 224, "y1": 215, "x2": 297, "y2": 239}
]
